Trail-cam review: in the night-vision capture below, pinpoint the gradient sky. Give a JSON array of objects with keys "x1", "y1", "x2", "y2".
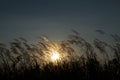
[{"x1": 0, "y1": 0, "x2": 120, "y2": 43}]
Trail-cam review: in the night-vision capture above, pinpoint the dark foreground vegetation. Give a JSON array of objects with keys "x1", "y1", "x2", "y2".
[{"x1": 0, "y1": 31, "x2": 120, "y2": 80}]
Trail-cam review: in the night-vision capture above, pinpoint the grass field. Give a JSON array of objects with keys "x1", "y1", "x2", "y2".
[{"x1": 0, "y1": 31, "x2": 120, "y2": 80}]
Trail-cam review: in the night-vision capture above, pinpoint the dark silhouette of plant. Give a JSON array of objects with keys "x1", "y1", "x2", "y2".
[{"x1": 0, "y1": 30, "x2": 120, "y2": 80}]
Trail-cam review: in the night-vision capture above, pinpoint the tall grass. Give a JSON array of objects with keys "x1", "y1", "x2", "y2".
[{"x1": 0, "y1": 31, "x2": 120, "y2": 80}]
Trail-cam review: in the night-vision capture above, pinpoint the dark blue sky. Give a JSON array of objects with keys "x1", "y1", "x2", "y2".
[{"x1": 0, "y1": 0, "x2": 120, "y2": 43}]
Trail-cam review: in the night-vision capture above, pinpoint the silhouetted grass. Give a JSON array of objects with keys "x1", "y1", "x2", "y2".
[{"x1": 0, "y1": 30, "x2": 120, "y2": 80}]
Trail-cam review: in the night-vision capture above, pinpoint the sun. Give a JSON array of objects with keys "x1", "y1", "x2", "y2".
[
  {"x1": 50, "y1": 51, "x2": 60, "y2": 62},
  {"x1": 39, "y1": 42, "x2": 72, "y2": 67}
]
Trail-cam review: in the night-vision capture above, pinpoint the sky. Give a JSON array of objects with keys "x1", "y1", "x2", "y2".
[{"x1": 0, "y1": 0, "x2": 120, "y2": 43}]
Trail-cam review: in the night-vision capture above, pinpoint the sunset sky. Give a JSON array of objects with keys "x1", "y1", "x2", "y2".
[{"x1": 0, "y1": 0, "x2": 120, "y2": 43}]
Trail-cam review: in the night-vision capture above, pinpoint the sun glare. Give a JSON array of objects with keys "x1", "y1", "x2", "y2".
[
  {"x1": 51, "y1": 51, "x2": 60, "y2": 62},
  {"x1": 40, "y1": 42, "x2": 72, "y2": 67}
]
